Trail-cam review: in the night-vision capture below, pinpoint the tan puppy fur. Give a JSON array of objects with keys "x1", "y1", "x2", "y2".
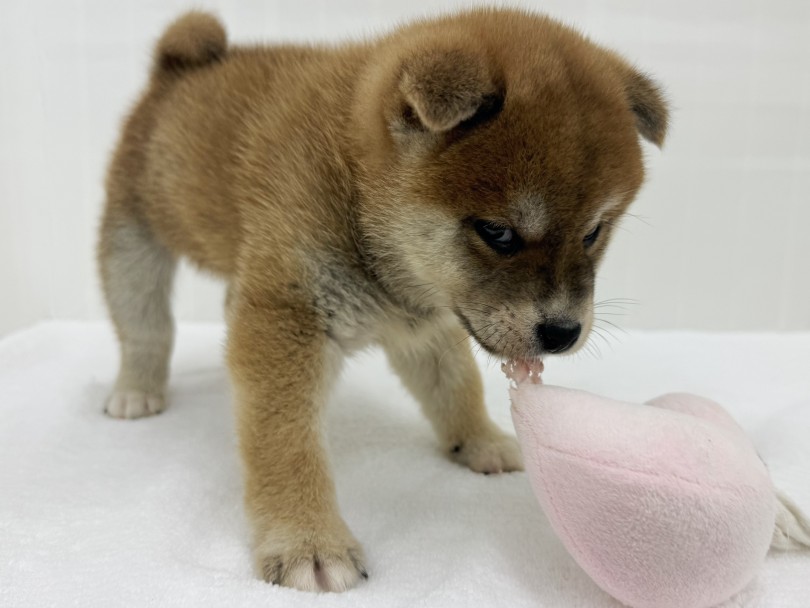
[{"x1": 98, "y1": 9, "x2": 668, "y2": 592}]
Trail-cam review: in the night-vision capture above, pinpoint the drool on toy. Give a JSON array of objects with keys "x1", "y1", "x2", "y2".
[{"x1": 504, "y1": 360, "x2": 810, "y2": 608}]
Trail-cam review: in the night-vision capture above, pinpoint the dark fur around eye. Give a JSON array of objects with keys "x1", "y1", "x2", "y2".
[
  {"x1": 472, "y1": 219, "x2": 523, "y2": 255},
  {"x1": 584, "y1": 223, "x2": 602, "y2": 248}
]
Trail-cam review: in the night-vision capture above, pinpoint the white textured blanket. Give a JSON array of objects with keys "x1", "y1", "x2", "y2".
[{"x1": 1, "y1": 322, "x2": 808, "y2": 607}]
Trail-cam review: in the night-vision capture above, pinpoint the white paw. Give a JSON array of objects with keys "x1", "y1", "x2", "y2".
[
  {"x1": 450, "y1": 428, "x2": 524, "y2": 474},
  {"x1": 256, "y1": 529, "x2": 367, "y2": 592},
  {"x1": 104, "y1": 390, "x2": 167, "y2": 419}
]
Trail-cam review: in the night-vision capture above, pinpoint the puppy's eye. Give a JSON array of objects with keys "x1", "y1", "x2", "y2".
[
  {"x1": 584, "y1": 223, "x2": 602, "y2": 248},
  {"x1": 473, "y1": 219, "x2": 522, "y2": 255}
]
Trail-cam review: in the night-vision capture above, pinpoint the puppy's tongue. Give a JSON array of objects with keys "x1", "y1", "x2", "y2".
[{"x1": 502, "y1": 358, "x2": 544, "y2": 385}]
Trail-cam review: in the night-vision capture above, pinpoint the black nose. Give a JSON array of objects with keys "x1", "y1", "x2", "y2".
[{"x1": 537, "y1": 322, "x2": 581, "y2": 353}]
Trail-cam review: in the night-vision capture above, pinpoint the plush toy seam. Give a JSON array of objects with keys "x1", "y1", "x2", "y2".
[
  {"x1": 535, "y1": 441, "x2": 769, "y2": 494},
  {"x1": 528, "y1": 425, "x2": 598, "y2": 593}
]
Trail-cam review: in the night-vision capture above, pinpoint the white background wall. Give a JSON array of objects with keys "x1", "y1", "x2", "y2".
[{"x1": 1, "y1": 0, "x2": 808, "y2": 336}]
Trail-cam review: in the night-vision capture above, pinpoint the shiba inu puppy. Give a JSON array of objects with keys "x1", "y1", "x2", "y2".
[{"x1": 98, "y1": 8, "x2": 667, "y2": 592}]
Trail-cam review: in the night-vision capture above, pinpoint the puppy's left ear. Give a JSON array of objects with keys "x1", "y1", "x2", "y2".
[{"x1": 625, "y1": 70, "x2": 669, "y2": 147}]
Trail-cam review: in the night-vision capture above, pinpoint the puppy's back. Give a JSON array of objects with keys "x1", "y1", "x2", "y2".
[{"x1": 106, "y1": 12, "x2": 365, "y2": 275}]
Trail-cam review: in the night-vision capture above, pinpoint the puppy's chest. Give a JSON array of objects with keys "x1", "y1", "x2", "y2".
[{"x1": 309, "y1": 258, "x2": 421, "y2": 352}]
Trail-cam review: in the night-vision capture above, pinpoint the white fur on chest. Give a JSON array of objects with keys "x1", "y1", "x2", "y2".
[{"x1": 310, "y1": 256, "x2": 431, "y2": 353}]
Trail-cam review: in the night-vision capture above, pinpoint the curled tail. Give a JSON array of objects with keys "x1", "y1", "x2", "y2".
[{"x1": 151, "y1": 11, "x2": 227, "y2": 81}]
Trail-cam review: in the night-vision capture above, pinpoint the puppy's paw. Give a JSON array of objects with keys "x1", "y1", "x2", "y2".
[
  {"x1": 449, "y1": 428, "x2": 524, "y2": 474},
  {"x1": 104, "y1": 390, "x2": 166, "y2": 419},
  {"x1": 255, "y1": 527, "x2": 367, "y2": 592}
]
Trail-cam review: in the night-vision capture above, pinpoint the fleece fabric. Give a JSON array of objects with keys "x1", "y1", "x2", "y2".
[
  {"x1": 510, "y1": 387, "x2": 782, "y2": 608},
  {"x1": 0, "y1": 322, "x2": 808, "y2": 607}
]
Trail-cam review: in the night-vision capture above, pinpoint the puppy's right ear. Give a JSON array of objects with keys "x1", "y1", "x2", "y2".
[
  {"x1": 393, "y1": 48, "x2": 502, "y2": 135},
  {"x1": 625, "y1": 70, "x2": 669, "y2": 148}
]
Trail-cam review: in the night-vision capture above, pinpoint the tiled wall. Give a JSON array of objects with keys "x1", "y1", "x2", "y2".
[{"x1": 1, "y1": 0, "x2": 808, "y2": 334}]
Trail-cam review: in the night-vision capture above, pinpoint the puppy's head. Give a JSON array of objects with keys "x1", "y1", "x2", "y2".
[{"x1": 354, "y1": 9, "x2": 668, "y2": 360}]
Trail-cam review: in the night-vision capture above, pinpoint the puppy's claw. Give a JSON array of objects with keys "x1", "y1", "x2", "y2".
[
  {"x1": 261, "y1": 556, "x2": 284, "y2": 585},
  {"x1": 256, "y1": 537, "x2": 367, "y2": 592}
]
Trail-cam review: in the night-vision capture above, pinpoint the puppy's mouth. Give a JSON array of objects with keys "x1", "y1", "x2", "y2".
[
  {"x1": 453, "y1": 308, "x2": 486, "y2": 355},
  {"x1": 454, "y1": 310, "x2": 501, "y2": 354},
  {"x1": 454, "y1": 308, "x2": 586, "y2": 360},
  {"x1": 454, "y1": 309, "x2": 537, "y2": 360}
]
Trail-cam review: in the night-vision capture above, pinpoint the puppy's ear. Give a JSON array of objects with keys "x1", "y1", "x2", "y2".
[
  {"x1": 396, "y1": 49, "x2": 501, "y2": 134},
  {"x1": 625, "y1": 71, "x2": 669, "y2": 147}
]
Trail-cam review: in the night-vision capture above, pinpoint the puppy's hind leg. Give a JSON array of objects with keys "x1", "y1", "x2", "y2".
[{"x1": 98, "y1": 208, "x2": 176, "y2": 419}]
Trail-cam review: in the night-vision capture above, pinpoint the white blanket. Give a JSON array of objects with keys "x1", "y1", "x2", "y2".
[{"x1": 1, "y1": 322, "x2": 808, "y2": 607}]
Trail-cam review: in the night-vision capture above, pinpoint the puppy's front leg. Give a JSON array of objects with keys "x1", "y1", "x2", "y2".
[
  {"x1": 227, "y1": 294, "x2": 366, "y2": 592},
  {"x1": 383, "y1": 319, "x2": 523, "y2": 474}
]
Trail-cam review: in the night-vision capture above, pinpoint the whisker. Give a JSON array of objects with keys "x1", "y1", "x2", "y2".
[
  {"x1": 594, "y1": 317, "x2": 627, "y2": 335},
  {"x1": 623, "y1": 212, "x2": 653, "y2": 227},
  {"x1": 584, "y1": 340, "x2": 601, "y2": 360},
  {"x1": 437, "y1": 332, "x2": 476, "y2": 367},
  {"x1": 585, "y1": 335, "x2": 602, "y2": 358},
  {"x1": 589, "y1": 326, "x2": 617, "y2": 353},
  {"x1": 595, "y1": 297, "x2": 639, "y2": 305}
]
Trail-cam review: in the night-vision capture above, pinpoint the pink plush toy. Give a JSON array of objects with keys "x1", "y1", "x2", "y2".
[{"x1": 505, "y1": 361, "x2": 809, "y2": 608}]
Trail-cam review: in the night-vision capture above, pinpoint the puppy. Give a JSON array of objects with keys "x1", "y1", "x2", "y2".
[{"x1": 98, "y1": 8, "x2": 667, "y2": 592}]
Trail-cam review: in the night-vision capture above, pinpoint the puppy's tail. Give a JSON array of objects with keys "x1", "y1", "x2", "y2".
[{"x1": 151, "y1": 11, "x2": 227, "y2": 82}]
